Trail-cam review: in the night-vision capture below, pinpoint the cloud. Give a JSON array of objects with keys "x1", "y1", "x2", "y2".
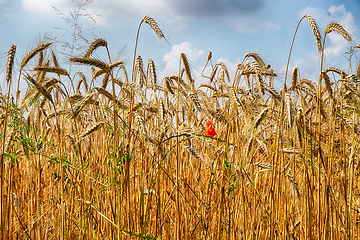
[
  {"x1": 226, "y1": 15, "x2": 280, "y2": 33},
  {"x1": 160, "y1": 42, "x2": 205, "y2": 81},
  {"x1": 21, "y1": 0, "x2": 274, "y2": 33},
  {"x1": 22, "y1": 0, "x2": 68, "y2": 12},
  {"x1": 167, "y1": 0, "x2": 264, "y2": 19}
]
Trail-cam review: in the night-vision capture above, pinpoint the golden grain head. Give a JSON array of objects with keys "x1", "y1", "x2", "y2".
[
  {"x1": 20, "y1": 42, "x2": 52, "y2": 69},
  {"x1": 83, "y1": 38, "x2": 108, "y2": 58},
  {"x1": 325, "y1": 22, "x2": 352, "y2": 42},
  {"x1": 305, "y1": 15, "x2": 322, "y2": 51},
  {"x1": 142, "y1": 15, "x2": 168, "y2": 46},
  {"x1": 6, "y1": 45, "x2": 16, "y2": 84}
]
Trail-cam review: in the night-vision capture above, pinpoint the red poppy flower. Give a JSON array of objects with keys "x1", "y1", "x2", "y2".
[
  {"x1": 206, "y1": 120, "x2": 214, "y2": 128},
  {"x1": 205, "y1": 121, "x2": 217, "y2": 137}
]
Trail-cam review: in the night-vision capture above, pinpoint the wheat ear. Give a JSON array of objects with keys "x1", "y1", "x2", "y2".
[
  {"x1": 20, "y1": 42, "x2": 52, "y2": 69},
  {"x1": 83, "y1": 39, "x2": 108, "y2": 58},
  {"x1": 188, "y1": 90, "x2": 202, "y2": 112},
  {"x1": 164, "y1": 77, "x2": 175, "y2": 95},
  {"x1": 136, "y1": 56, "x2": 146, "y2": 88},
  {"x1": 147, "y1": 59, "x2": 156, "y2": 89},
  {"x1": 25, "y1": 74, "x2": 53, "y2": 103},
  {"x1": 70, "y1": 57, "x2": 109, "y2": 71},
  {"x1": 142, "y1": 16, "x2": 168, "y2": 46},
  {"x1": 183, "y1": 146, "x2": 201, "y2": 159},
  {"x1": 76, "y1": 72, "x2": 88, "y2": 93},
  {"x1": 80, "y1": 122, "x2": 104, "y2": 139},
  {"x1": 93, "y1": 60, "x2": 124, "y2": 80},
  {"x1": 325, "y1": 22, "x2": 352, "y2": 42},
  {"x1": 33, "y1": 66, "x2": 69, "y2": 76},
  {"x1": 305, "y1": 15, "x2": 322, "y2": 52},
  {"x1": 51, "y1": 51, "x2": 59, "y2": 68},
  {"x1": 253, "y1": 107, "x2": 270, "y2": 129},
  {"x1": 181, "y1": 53, "x2": 193, "y2": 84},
  {"x1": 244, "y1": 52, "x2": 267, "y2": 70},
  {"x1": 5, "y1": 45, "x2": 16, "y2": 84},
  {"x1": 289, "y1": 67, "x2": 298, "y2": 91},
  {"x1": 71, "y1": 93, "x2": 94, "y2": 119}
]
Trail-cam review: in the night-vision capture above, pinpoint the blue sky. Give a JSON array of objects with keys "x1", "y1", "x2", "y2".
[{"x1": 0, "y1": 0, "x2": 359, "y2": 91}]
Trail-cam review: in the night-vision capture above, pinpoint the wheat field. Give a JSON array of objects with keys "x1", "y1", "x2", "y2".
[{"x1": 1, "y1": 14, "x2": 360, "y2": 239}]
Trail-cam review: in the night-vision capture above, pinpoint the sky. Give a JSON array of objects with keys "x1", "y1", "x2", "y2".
[{"x1": 0, "y1": 0, "x2": 360, "y2": 92}]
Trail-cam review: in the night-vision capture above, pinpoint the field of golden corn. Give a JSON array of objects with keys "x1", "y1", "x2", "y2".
[{"x1": 1, "y1": 13, "x2": 360, "y2": 239}]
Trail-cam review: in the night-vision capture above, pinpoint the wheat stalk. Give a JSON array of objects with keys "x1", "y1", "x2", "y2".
[{"x1": 284, "y1": 93, "x2": 294, "y2": 128}]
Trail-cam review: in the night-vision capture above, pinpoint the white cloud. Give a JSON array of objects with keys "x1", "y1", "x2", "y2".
[
  {"x1": 298, "y1": 6, "x2": 327, "y2": 23},
  {"x1": 21, "y1": 0, "x2": 275, "y2": 33},
  {"x1": 160, "y1": 42, "x2": 205, "y2": 81},
  {"x1": 226, "y1": 15, "x2": 280, "y2": 33},
  {"x1": 22, "y1": 0, "x2": 68, "y2": 12}
]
